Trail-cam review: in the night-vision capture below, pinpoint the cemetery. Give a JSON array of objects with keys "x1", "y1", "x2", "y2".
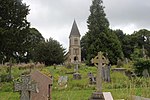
[
  {"x1": 1, "y1": 0, "x2": 150, "y2": 100},
  {"x1": 0, "y1": 56, "x2": 150, "y2": 100}
]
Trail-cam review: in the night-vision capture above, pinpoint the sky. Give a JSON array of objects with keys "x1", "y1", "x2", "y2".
[{"x1": 23, "y1": 0, "x2": 150, "y2": 50}]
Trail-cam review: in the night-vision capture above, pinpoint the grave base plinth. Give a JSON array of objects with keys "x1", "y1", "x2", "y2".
[
  {"x1": 73, "y1": 73, "x2": 81, "y2": 79},
  {"x1": 89, "y1": 92, "x2": 105, "y2": 100}
]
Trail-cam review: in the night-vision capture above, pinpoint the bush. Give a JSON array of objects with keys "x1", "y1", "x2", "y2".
[{"x1": 134, "y1": 58, "x2": 150, "y2": 76}]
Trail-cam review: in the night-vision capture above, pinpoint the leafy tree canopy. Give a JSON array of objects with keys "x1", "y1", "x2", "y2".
[
  {"x1": 0, "y1": 0, "x2": 30, "y2": 62},
  {"x1": 33, "y1": 38, "x2": 66, "y2": 65}
]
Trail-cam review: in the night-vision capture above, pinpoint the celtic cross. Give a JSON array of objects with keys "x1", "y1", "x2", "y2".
[{"x1": 91, "y1": 51, "x2": 109, "y2": 92}]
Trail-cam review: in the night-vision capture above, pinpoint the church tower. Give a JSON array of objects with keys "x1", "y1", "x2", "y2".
[{"x1": 69, "y1": 20, "x2": 81, "y2": 63}]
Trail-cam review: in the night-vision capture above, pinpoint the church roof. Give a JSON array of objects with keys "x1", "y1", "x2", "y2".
[{"x1": 69, "y1": 20, "x2": 81, "y2": 37}]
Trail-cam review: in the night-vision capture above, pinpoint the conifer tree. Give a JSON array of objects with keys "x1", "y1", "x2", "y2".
[{"x1": 81, "y1": 0, "x2": 123, "y2": 64}]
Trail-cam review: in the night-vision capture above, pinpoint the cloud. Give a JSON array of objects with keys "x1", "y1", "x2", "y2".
[
  {"x1": 23, "y1": 0, "x2": 150, "y2": 49},
  {"x1": 103, "y1": 0, "x2": 150, "y2": 31}
]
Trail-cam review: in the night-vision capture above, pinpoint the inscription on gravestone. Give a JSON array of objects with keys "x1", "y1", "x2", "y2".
[{"x1": 14, "y1": 75, "x2": 38, "y2": 100}]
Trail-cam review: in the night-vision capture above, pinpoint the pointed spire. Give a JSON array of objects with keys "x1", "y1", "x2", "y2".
[{"x1": 69, "y1": 20, "x2": 81, "y2": 37}]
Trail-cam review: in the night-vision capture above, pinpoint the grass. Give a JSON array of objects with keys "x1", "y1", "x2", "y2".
[
  {"x1": 52, "y1": 90, "x2": 93, "y2": 100},
  {"x1": 0, "y1": 64, "x2": 150, "y2": 100},
  {"x1": 0, "y1": 92, "x2": 19, "y2": 100}
]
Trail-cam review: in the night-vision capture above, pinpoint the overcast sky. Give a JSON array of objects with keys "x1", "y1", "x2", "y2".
[{"x1": 23, "y1": 0, "x2": 150, "y2": 50}]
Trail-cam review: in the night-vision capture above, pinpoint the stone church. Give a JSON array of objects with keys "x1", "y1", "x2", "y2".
[{"x1": 67, "y1": 20, "x2": 81, "y2": 63}]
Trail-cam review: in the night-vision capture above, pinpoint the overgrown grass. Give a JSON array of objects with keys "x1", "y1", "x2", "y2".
[{"x1": 0, "y1": 64, "x2": 150, "y2": 100}]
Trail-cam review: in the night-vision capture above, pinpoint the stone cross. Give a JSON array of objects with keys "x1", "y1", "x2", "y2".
[
  {"x1": 91, "y1": 51, "x2": 109, "y2": 92},
  {"x1": 14, "y1": 75, "x2": 38, "y2": 100}
]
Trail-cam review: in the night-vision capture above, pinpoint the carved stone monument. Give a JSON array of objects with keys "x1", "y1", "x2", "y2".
[
  {"x1": 88, "y1": 72, "x2": 96, "y2": 84},
  {"x1": 103, "y1": 64, "x2": 111, "y2": 82},
  {"x1": 89, "y1": 51, "x2": 109, "y2": 100},
  {"x1": 30, "y1": 71, "x2": 53, "y2": 100},
  {"x1": 142, "y1": 69, "x2": 149, "y2": 78},
  {"x1": 73, "y1": 61, "x2": 81, "y2": 79},
  {"x1": 14, "y1": 75, "x2": 38, "y2": 100}
]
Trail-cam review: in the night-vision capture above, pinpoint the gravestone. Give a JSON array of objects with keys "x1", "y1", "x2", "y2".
[
  {"x1": 73, "y1": 72, "x2": 81, "y2": 79},
  {"x1": 89, "y1": 51, "x2": 113, "y2": 100},
  {"x1": 74, "y1": 61, "x2": 79, "y2": 72},
  {"x1": 103, "y1": 64, "x2": 111, "y2": 82},
  {"x1": 125, "y1": 70, "x2": 136, "y2": 79},
  {"x1": 58, "y1": 76, "x2": 68, "y2": 87},
  {"x1": 112, "y1": 68, "x2": 126, "y2": 74},
  {"x1": 142, "y1": 69, "x2": 149, "y2": 78},
  {"x1": 31, "y1": 71, "x2": 53, "y2": 100},
  {"x1": 88, "y1": 72, "x2": 96, "y2": 84},
  {"x1": 14, "y1": 75, "x2": 38, "y2": 100},
  {"x1": 6, "y1": 60, "x2": 13, "y2": 81},
  {"x1": 53, "y1": 64, "x2": 56, "y2": 69},
  {"x1": 73, "y1": 61, "x2": 81, "y2": 79},
  {"x1": 125, "y1": 58, "x2": 129, "y2": 64}
]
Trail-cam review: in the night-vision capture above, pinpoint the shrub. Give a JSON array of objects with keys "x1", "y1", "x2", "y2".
[{"x1": 134, "y1": 58, "x2": 150, "y2": 76}]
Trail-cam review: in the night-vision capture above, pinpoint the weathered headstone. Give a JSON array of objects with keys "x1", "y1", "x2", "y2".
[
  {"x1": 125, "y1": 70, "x2": 136, "y2": 79},
  {"x1": 73, "y1": 60, "x2": 81, "y2": 79},
  {"x1": 58, "y1": 76, "x2": 68, "y2": 87},
  {"x1": 74, "y1": 61, "x2": 79, "y2": 72},
  {"x1": 30, "y1": 71, "x2": 53, "y2": 100},
  {"x1": 6, "y1": 59, "x2": 13, "y2": 81},
  {"x1": 53, "y1": 64, "x2": 56, "y2": 69},
  {"x1": 125, "y1": 58, "x2": 129, "y2": 64},
  {"x1": 88, "y1": 72, "x2": 96, "y2": 84},
  {"x1": 89, "y1": 51, "x2": 110, "y2": 100},
  {"x1": 103, "y1": 92, "x2": 113, "y2": 100},
  {"x1": 73, "y1": 72, "x2": 81, "y2": 79},
  {"x1": 103, "y1": 64, "x2": 111, "y2": 82},
  {"x1": 112, "y1": 68, "x2": 126, "y2": 74},
  {"x1": 142, "y1": 69, "x2": 149, "y2": 78},
  {"x1": 14, "y1": 75, "x2": 38, "y2": 100}
]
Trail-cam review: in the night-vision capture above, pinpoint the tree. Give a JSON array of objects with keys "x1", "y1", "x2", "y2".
[
  {"x1": 12, "y1": 28, "x2": 45, "y2": 63},
  {"x1": 114, "y1": 30, "x2": 135, "y2": 59},
  {"x1": 131, "y1": 29, "x2": 150, "y2": 58},
  {"x1": 0, "y1": 0, "x2": 30, "y2": 63},
  {"x1": 81, "y1": 0, "x2": 123, "y2": 65},
  {"x1": 134, "y1": 58, "x2": 150, "y2": 76},
  {"x1": 33, "y1": 38, "x2": 66, "y2": 65}
]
